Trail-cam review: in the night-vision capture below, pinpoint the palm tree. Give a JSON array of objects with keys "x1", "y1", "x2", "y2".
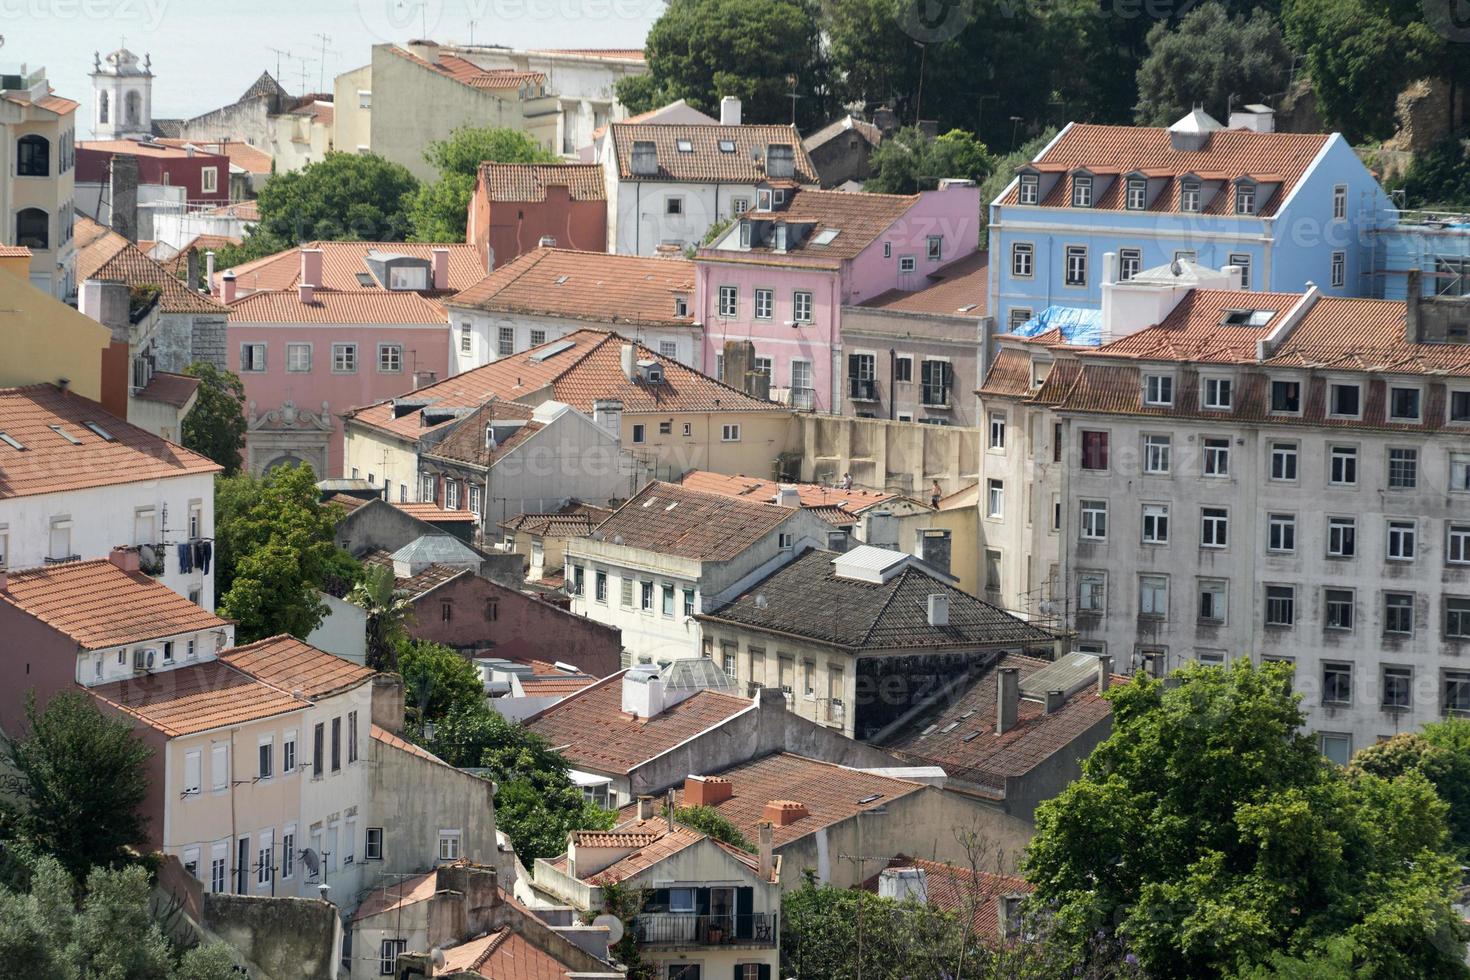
[{"x1": 347, "y1": 564, "x2": 414, "y2": 671}]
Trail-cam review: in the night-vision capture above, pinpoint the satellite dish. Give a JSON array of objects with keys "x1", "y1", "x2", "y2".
[
  {"x1": 300, "y1": 847, "x2": 321, "y2": 875},
  {"x1": 431, "y1": 948, "x2": 447, "y2": 968},
  {"x1": 592, "y1": 914, "x2": 625, "y2": 945}
]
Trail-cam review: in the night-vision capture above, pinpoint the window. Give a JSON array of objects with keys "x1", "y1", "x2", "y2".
[
  {"x1": 1119, "y1": 248, "x2": 1142, "y2": 281},
  {"x1": 1202, "y1": 377, "x2": 1232, "y2": 410},
  {"x1": 926, "y1": 235, "x2": 943, "y2": 260},
  {"x1": 283, "y1": 732, "x2": 296, "y2": 773},
  {"x1": 348, "y1": 710, "x2": 358, "y2": 764},
  {"x1": 660, "y1": 583, "x2": 675, "y2": 617},
  {"x1": 1198, "y1": 579, "x2": 1227, "y2": 623},
  {"x1": 1329, "y1": 445, "x2": 1357, "y2": 486},
  {"x1": 1139, "y1": 575, "x2": 1168, "y2": 617},
  {"x1": 1064, "y1": 245, "x2": 1087, "y2": 286},
  {"x1": 1142, "y1": 504, "x2": 1170, "y2": 544},
  {"x1": 1270, "y1": 442, "x2": 1298, "y2": 481},
  {"x1": 529, "y1": 329, "x2": 546, "y2": 347},
  {"x1": 1009, "y1": 307, "x2": 1033, "y2": 331},
  {"x1": 1448, "y1": 598, "x2": 1470, "y2": 639},
  {"x1": 721, "y1": 423, "x2": 741, "y2": 442},
  {"x1": 1385, "y1": 592, "x2": 1414, "y2": 634},
  {"x1": 17, "y1": 134, "x2": 49, "y2": 176},
  {"x1": 732, "y1": 197, "x2": 750, "y2": 214},
  {"x1": 1018, "y1": 174, "x2": 1039, "y2": 204},
  {"x1": 1270, "y1": 379, "x2": 1301, "y2": 413},
  {"x1": 988, "y1": 413, "x2": 1006, "y2": 450},
  {"x1": 1266, "y1": 585, "x2": 1296, "y2": 626},
  {"x1": 1333, "y1": 184, "x2": 1347, "y2": 221},
  {"x1": 1325, "y1": 589, "x2": 1354, "y2": 630},
  {"x1": 921, "y1": 359, "x2": 952, "y2": 406},
  {"x1": 184, "y1": 751, "x2": 202, "y2": 796},
  {"x1": 1329, "y1": 383, "x2": 1360, "y2": 417},
  {"x1": 445, "y1": 480, "x2": 461, "y2": 510},
  {"x1": 1200, "y1": 507, "x2": 1228, "y2": 548},
  {"x1": 1202, "y1": 437, "x2": 1230, "y2": 476},
  {"x1": 331, "y1": 343, "x2": 357, "y2": 373},
  {"x1": 1081, "y1": 430, "x2": 1109, "y2": 470},
  {"x1": 380, "y1": 939, "x2": 407, "y2": 975},
  {"x1": 1143, "y1": 434, "x2": 1171, "y2": 474},
  {"x1": 985, "y1": 549, "x2": 1002, "y2": 595},
  {"x1": 1388, "y1": 448, "x2": 1418, "y2": 488},
  {"x1": 200, "y1": 165, "x2": 219, "y2": 194},
  {"x1": 15, "y1": 208, "x2": 47, "y2": 250},
  {"x1": 718, "y1": 285, "x2": 737, "y2": 317},
  {"x1": 683, "y1": 588, "x2": 696, "y2": 617},
  {"x1": 330, "y1": 716, "x2": 342, "y2": 772},
  {"x1": 986, "y1": 479, "x2": 1004, "y2": 518},
  {"x1": 665, "y1": 196, "x2": 683, "y2": 215},
  {"x1": 1144, "y1": 374, "x2": 1173, "y2": 406},
  {"x1": 1389, "y1": 386, "x2": 1421, "y2": 422},
  {"x1": 312, "y1": 723, "x2": 324, "y2": 778},
  {"x1": 1446, "y1": 671, "x2": 1470, "y2": 713},
  {"x1": 240, "y1": 343, "x2": 266, "y2": 372},
  {"x1": 1181, "y1": 180, "x2": 1201, "y2": 212},
  {"x1": 468, "y1": 484, "x2": 480, "y2": 515},
  {"x1": 281, "y1": 828, "x2": 295, "y2": 879},
  {"x1": 1387, "y1": 519, "x2": 1417, "y2": 561},
  {"x1": 497, "y1": 326, "x2": 514, "y2": 357},
  {"x1": 364, "y1": 827, "x2": 384, "y2": 861},
  {"x1": 1331, "y1": 250, "x2": 1345, "y2": 288},
  {"x1": 419, "y1": 473, "x2": 436, "y2": 503},
  {"x1": 1453, "y1": 453, "x2": 1470, "y2": 492},
  {"x1": 1452, "y1": 390, "x2": 1470, "y2": 423},
  {"x1": 1383, "y1": 666, "x2": 1412, "y2": 709},
  {"x1": 438, "y1": 829, "x2": 461, "y2": 861},
  {"x1": 595, "y1": 570, "x2": 608, "y2": 603},
  {"x1": 1449, "y1": 524, "x2": 1470, "y2": 565},
  {"x1": 1078, "y1": 572, "x2": 1106, "y2": 612},
  {"x1": 210, "y1": 847, "x2": 226, "y2": 894},
  {"x1": 458, "y1": 322, "x2": 472, "y2": 354},
  {"x1": 793, "y1": 290, "x2": 813, "y2": 322},
  {"x1": 258, "y1": 738, "x2": 273, "y2": 780},
  {"x1": 640, "y1": 581, "x2": 654, "y2": 612},
  {"x1": 1327, "y1": 516, "x2": 1357, "y2": 557},
  {"x1": 377, "y1": 344, "x2": 402, "y2": 373},
  {"x1": 1320, "y1": 733, "x2": 1352, "y2": 766},
  {"x1": 754, "y1": 288, "x2": 773, "y2": 319},
  {"x1": 1011, "y1": 242, "x2": 1033, "y2": 278},
  {"x1": 257, "y1": 831, "x2": 273, "y2": 886},
  {"x1": 285, "y1": 343, "x2": 311, "y2": 373},
  {"x1": 1071, "y1": 175, "x2": 1092, "y2": 207},
  {"x1": 1235, "y1": 183, "x2": 1255, "y2": 215},
  {"x1": 1125, "y1": 179, "x2": 1146, "y2": 210},
  {"x1": 1228, "y1": 253, "x2": 1252, "y2": 289},
  {"x1": 1080, "y1": 500, "x2": 1108, "y2": 539},
  {"x1": 899, "y1": 255, "x2": 916, "y2": 273}
]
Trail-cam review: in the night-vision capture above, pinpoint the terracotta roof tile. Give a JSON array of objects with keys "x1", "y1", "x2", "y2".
[
  {"x1": 393, "y1": 501, "x2": 477, "y2": 523},
  {"x1": 590, "y1": 481, "x2": 796, "y2": 562},
  {"x1": 479, "y1": 163, "x2": 605, "y2": 202},
  {"x1": 978, "y1": 348, "x2": 1035, "y2": 398},
  {"x1": 73, "y1": 217, "x2": 226, "y2": 314},
  {"x1": 442, "y1": 927, "x2": 585, "y2": 979},
  {"x1": 387, "y1": 46, "x2": 545, "y2": 91},
  {"x1": 424, "y1": 405, "x2": 545, "y2": 468},
  {"x1": 582, "y1": 826, "x2": 707, "y2": 884},
  {"x1": 860, "y1": 250, "x2": 988, "y2": 317},
  {"x1": 155, "y1": 139, "x2": 273, "y2": 174},
  {"x1": 221, "y1": 241, "x2": 482, "y2": 295},
  {"x1": 0, "y1": 559, "x2": 228, "y2": 649},
  {"x1": 449, "y1": 248, "x2": 692, "y2": 327},
  {"x1": 707, "y1": 189, "x2": 920, "y2": 262},
  {"x1": 90, "y1": 659, "x2": 306, "y2": 738},
  {"x1": 499, "y1": 502, "x2": 613, "y2": 537},
  {"x1": 352, "y1": 867, "x2": 440, "y2": 920},
  {"x1": 220, "y1": 634, "x2": 375, "y2": 699},
  {"x1": 861, "y1": 857, "x2": 1033, "y2": 939},
  {"x1": 611, "y1": 123, "x2": 817, "y2": 184},
  {"x1": 371, "y1": 722, "x2": 451, "y2": 767},
  {"x1": 225, "y1": 289, "x2": 448, "y2": 324},
  {"x1": 360, "y1": 549, "x2": 469, "y2": 600},
  {"x1": 524, "y1": 672, "x2": 751, "y2": 775},
  {"x1": 1090, "y1": 288, "x2": 1298, "y2": 364},
  {"x1": 134, "y1": 371, "x2": 200, "y2": 408},
  {"x1": 0, "y1": 384, "x2": 220, "y2": 499},
  {"x1": 678, "y1": 469, "x2": 896, "y2": 516},
  {"x1": 209, "y1": 200, "x2": 259, "y2": 220},
  {"x1": 80, "y1": 139, "x2": 225, "y2": 160},
  {"x1": 0, "y1": 245, "x2": 32, "y2": 257}
]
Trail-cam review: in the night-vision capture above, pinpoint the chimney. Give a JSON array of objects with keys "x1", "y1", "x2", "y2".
[
  {"x1": 775, "y1": 484, "x2": 800, "y2": 509},
  {"x1": 720, "y1": 95, "x2": 742, "y2": 126},
  {"x1": 408, "y1": 39, "x2": 441, "y2": 65},
  {"x1": 631, "y1": 140, "x2": 657, "y2": 177},
  {"x1": 371, "y1": 673, "x2": 407, "y2": 734},
  {"x1": 221, "y1": 271, "x2": 237, "y2": 304},
  {"x1": 666, "y1": 788, "x2": 676, "y2": 833},
  {"x1": 636, "y1": 795, "x2": 654, "y2": 821},
  {"x1": 757, "y1": 821, "x2": 774, "y2": 880},
  {"x1": 620, "y1": 664, "x2": 665, "y2": 718},
  {"x1": 538, "y1": 235, "x2": 557, "y2": 248},
  {"x1": 926, "y1": 594, "x2": 949, "y2": 627},
  {"x1": 300, "y1": 247, "x2": 323, "y2": 288},
  {"x1": 432, "y1": 247, "x2": 449, "y2": 290},
  {"x1": 761, "y1": 800, "x2": 808, "y2": 826},
  {"x1": 878, "y1": 866, "x2": 928, "y2": 903},
  {"x1": 79, "y1": 279, "x2": 133, "y2": 343},
  {"x1": 1102, "y1": 251, "x2": 1118, "y2": 287},
  {"x1": 205, "y1": 250, "x2": 216, "y2": 291},
  {"x1": 186, "y1": 248, "x2": 200, "y2": 291},
  {"x1": 996, "y1": 666, "x2": 1019, "y2": 734},
  {"x1": 298, "y1": 282, "x2": 315, "y2": 303},
  {"x1": 0, "y1": 570, "x2": 8, "y2": 593},
  {"x1": 620, "y1": 343, "x2": 636, "y2": 381},
  {"x1": 413, "y1": 370, "x2": 438, "y2": 389},
  {"x1": 684, "y1": 775, "x2": 734, "y2": 807},
  {"x1": 1098, "y1": 655, "x2": 1114, "y2": 694},
  {"x1": 1044, "y1": 689, "x2": 1066, "y2": 714},
  {"x1": 109, "y1": 152, "x2": 139, "y2": 242},
  {"x1": 108, "y1": 546, "x2": 141, "y2": 573}
]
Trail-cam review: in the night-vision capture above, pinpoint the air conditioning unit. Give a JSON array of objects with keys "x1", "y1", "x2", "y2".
[{"x1": 132, "y1": 648, "x2": 157, "y2": 673}]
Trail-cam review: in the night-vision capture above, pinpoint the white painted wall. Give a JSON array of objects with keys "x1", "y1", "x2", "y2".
[
  {"x1": 446, "y1": 307, "x2": 700, "y2": 377},
  {"x1": 306, "y1": 593, "x2": 368, "y2": 665}
]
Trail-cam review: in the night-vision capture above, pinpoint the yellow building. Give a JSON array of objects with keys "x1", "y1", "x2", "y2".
[
  {"x1": 0, "y1": 250, "x2": 110, "y2": 405},
  {"x1": 0, "y1": 65, "x2": 78, "y2": 298}
]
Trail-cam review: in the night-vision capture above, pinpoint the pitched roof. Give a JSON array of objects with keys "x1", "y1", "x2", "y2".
[
  {"x1": 225, "y1": 289, "x2": 449, "y2": 324},
  {"x1": 133, "y1": 371, "x2": 201, "y2": 408},
  {"x1": 220, "y1": 634, "x2": 375, "y2": 699},
  {"x1": 440, "y1": 928, "x2": 586, "y2": 979},
  {"x1": 579, "y1": 826, "x2": 707, "y2": 884},
  {"x1": 387, "y1": 45, "x2": 545, "y2": 91},
  {"x1": 701, "y1": 548, "x2": 1054, "y2": 652},
  {"x1": 352, "y1": 866, "x2": 440, "y2": 920},
  {"x1": 73, "y1": 217, "x2": 227, "y2": 314},
  {"x1": 678, "y1": 470, "x2": 898, "y2": 519},
  {"x1": 80, "y1": 139, "x2": 225, "y2": 160},
  {"x1": 371, "y1": 722, "x2": 452, "y2": 767},
  {"x1": 154, "y1": 138, "x2": 273, "y2": 174},
  {"x1": 1087, "y1": 288, "x2": 1298, "y2": 364},
  {"x1": 448, "y1": 248, "x2": 693, "y2": 327},
  {"x1": 860, "y1": 250, "x2": 988, "y2": 317},
  {"x1": 616, "y1": 752, "x2": 924, "y2": 849},
  {"x1": 1003, "y1": 123, "x2": 1332, "y2": 216},
  {"x1": 359, "y1": 548, "x2": 470, "y2": 600},
  {"x1": 0, "y1": 559, "x2": 227, "y2": 649},
  {"x1": 588, "y1": 481, "x2": 796, "y2": 562},
  {"x1": 714, "y1": 189, "x2": 921, "y2": 262},
  {"x1": 221, "y1": 241, "x2": 483, "y2": 294},
  {"x1": 479, "y1": 163, "x2": 605, "y2": 202},
  {"x1": 882, "y1": 654, "x2": 1118, "y2": 789},
  {"x1": 500, "y1": 502, "x2": 613, "y2": 537},
  {"x1": 803, "y1": 115, "x2": 884, "y2": 151},
  {"x1": 345, "y1": 330, "x2": 781, "y2": 443},
  {"x1": 610, "y1": 123, "x2": 818, "y2": 183},
  {"x1": 423, "y1": 405, "x2": 545, "y2": 469},
  {"x1": 392, "y1": 501, "x2": 478, "y2": 523},
  {"x1": 90, "y1": 659, "x2": 306, "y2": 738},
  {"x1": 208, "y1": 199, "x2": 260, "y2": 220},
  {"x1": 0, "y1": 245, "x2": 32, "y2": 257},
  {"x1": 861, "y1": 857, "x2": 1033, "y2": 939},
  {"x1": 523, "y1": 671, "x2": 751, "y2": 775},
  {"x1": 0, "y1": 384, "x2": 220, "y2": 499}
]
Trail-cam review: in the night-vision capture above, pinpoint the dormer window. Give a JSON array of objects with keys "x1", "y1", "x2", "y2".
[
  {"x1": 757, "y1": 189, "x2": 773, "y2": 211},
  {"x1": 718, "y1": 139, "x2": 735, "y2": 153},
  {"x1": 388, "y1": 265, "x2": 428, "y2": 290},
  {"x1": 1235, "y1": 184, "x2": 1256, "y2": 215},
  {"x1": 1389, "y1": 385, "x2": 1422, "y2": 422},
  {"x1": 739, "y1": 221, "x2": 752, "y2": 248},
  {"x1": 1072, "y1": 175, "x2": 1093, "y2": 208},
  {"x1": 1181, "y1": 180, "x2": 1201, "y2": 213},
  {"x1": 674, "y1": 296, "x2": 688, "y2": 317},
  {"x1": 1126, "y1": 178, "x2": 1147, "y2": 210},
  {"x1": 1144, "y1": 374, "x2": 1174, "y2": 406},
  {"x1": 676, "y1": 139, "x2": 693, "y2": 152},
  {"x1": 1018, "y1": 174, "x2": 1038, "y2": 205}
]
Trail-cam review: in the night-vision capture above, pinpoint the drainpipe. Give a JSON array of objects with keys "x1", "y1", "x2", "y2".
[{"x1": 888, "y1": 348, "x2": 896, "y2": 420}]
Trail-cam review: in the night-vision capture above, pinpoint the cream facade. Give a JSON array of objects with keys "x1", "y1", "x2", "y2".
[{"x1": 1, "y1": 66, "x2": 78, "y2": 298}]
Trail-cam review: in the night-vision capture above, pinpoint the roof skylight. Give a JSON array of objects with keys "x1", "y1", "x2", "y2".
[
  {"x1": 1221, "y1": 308, "x2": 1276, "y2": 326},
  {"x1": 0, "y1": 432, "x2": 24, "y2": 451},
  {"x1": 676, "y1": 139, "x2": 693, "y2": 152}
]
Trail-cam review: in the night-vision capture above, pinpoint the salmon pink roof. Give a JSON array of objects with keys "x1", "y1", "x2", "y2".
[
  {"x1": 90, "y1": 659, "x2": 306, "y2": 738},
  {"x1": 221, "y1": 241, "x2": 482, "y2": 294},
  {"x1": 226, "y1": 289, "x2": 449, "y2": 324},
  {"x1": 479, "y1": 163, "x2": 605, "y2": 202},
  {"x1": 449, "y1": 248, "x2": 692, "y2": 327},
  {"x1": 220, "y1": 634, "x2": 375, "y2": 699}
]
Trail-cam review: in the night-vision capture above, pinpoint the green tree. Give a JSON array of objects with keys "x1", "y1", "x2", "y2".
[
  {"x1": 620, "y1": 0, "x2": 831, "y2": 128},
  {"x1": 1, "y1": 693, "x2": 152, "y2": 880},
  {"x1": 1387, "y1": 135, "x2": 1470, "y2": 209},
  {"x1": 420, "y1": 703, "x2": 613, "y2": 861},
  {"x1": 397, "y1": 638, "x2": 483, "y2": 723},
  {"x1": 407, "y1": 126, "x2": 558, "y2": 242},
  {"x1": 180, "y1": 362, "x2": 247, "y2": 477},
  {"x1": 1350, "y1": 719, "x2": 1470, "y2": 856},
  {"x1": 215, "y1": 152, "x2": 419, "y2": 265},
  {"x1": 348, "y1": 564, "x2": 415, "y2": 671},
  {"x1": 864, "y1": 126, "x2": 993, "y2": 195},
  {"x1": 215, "y1": 464, "x2": 358, "y2": 640},
  {"x1": 1024, "y1": 661, "x2": 1470, "y2": 979},
  {"x1": 1134, "y1": 4, "x2": 1293, "y2": 126},
  {"x1": 666, "y1": 804, "x2": 755, "y2": 852}
]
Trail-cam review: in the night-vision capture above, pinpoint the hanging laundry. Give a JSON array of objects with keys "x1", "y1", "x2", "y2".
[{"x1": 177, "y1": 542, "x2": 193, "y2": 573}]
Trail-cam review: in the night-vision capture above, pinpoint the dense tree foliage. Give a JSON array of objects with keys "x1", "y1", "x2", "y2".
[
  {"x1": 667, "y1": 804, "x2": 755, "y2": 852},
  {"x1": 1025, "y1": 662, "x2": 1470, "y2": 979},
  {"x1": 397, "y1": 639, "x2": 483, "y2": 724},
  {"x1": 179, "y1": 362, "x2": 247, "y2": 477},
  {"x1": 407, "y1": 126, "x2": 558, "y2": 242},
  {"x1": 863, "y1": 127, "x2": 994, "y2": 195},
  {"x1": 1387, "y1": 135, "x2": 1470, "y2": 208},
  {"x1": 214, "y1": 464, "x2": 358, "y2": 641},
  {"x1": 347, "y1": 564, "x2": 414, "y2": 671},
  {"x1": 1135, "y1": 4, "x2": 1293, "y2": 125},
  {"x1": 1350, "y1": 719, "x2": 1470, "y2": 856}
]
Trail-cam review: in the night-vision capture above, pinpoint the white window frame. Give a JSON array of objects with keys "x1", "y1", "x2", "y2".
[
  {"x1": 1449, "y1": 524, "x2": 1470, "y2": 565},
  {"x1": 1119, "y1": 247, "x2": 1142, "y2": 281},
  {"x1": 1328, "y1": 381, "x2": 1361, "y2": 419},
  {"x1": 754, "y1": 287, "x2": 773, "y2": 319},
  {"x1": 718, "y1": 285, "x2": 738, "y2": 318},
  {"x1": 1228, "y1": 253, "x2": 1252, "y2": 289},
  {"x1": 1329, "y1": 444, "x2": 1358, "y2": 487},
  {"x1": 1139, "y1": 574, "x2": 1168, "y2": 617},
  {"x1": 1331, "y1": 250, "x2": 1346, "y2": 288},
  {"x1": 377, "y1": 343, "x2": 403, "y2": 374},
  {"x1": 1071, "y1": 175, "x2": 1093, "y2": 208},
  {"x1": 1200, "y1": 507, "x2": 1229, "y2": 549},
  {"x1": 1267, "y1": 513, "x2": 1296, "y2": 553},
  {"x1": 438, "y1": 829, "x2": 461, "y2": 862},
  {"x1": 1143, "y1": 374, "x2": 1174, "y2": 406},
  {"x1": 285, "y1": 342, "x2": 312, "y2": 373},
  {"x1": 899, "y1": 255, "x2": 916, "y2": 273},
  {"x1": 332, "y1": 343, "x2": 357, "y2": 373},
  {"x1": 1327, "y1": 516, "x2": 1357, "y2": 558},
  {"x1": 1201, "y1": 376, "x2": 1232, "y2": 410},
  {"x1": 1080, "y1": 499, "x2": 1108, "y2": 540},
  {"x1": 1143, "y1": 433, "x2": 1171, "y2": 475},
  {"x1": 1011, "y1": 242, "x2": 1034, "y2": 279},
  {"x1": 1386, "y1": 519, "x2": 1417, "y2": 561},
  {"x1": 1333, "y1": 184, "x2": 1347, "y2": 221},
  {"x1": 1202, "y1": 437, "x2": 1230, "y2": 477},
  {"x1": 1198, "y1": 578, "x2": 1227, "y2": 624},
  {"x1": 793, "y1": 290, "x2": 814, "y2": 322},
  {"x1": 1388, "y1": 384, "x2": 1423, "y2": 423},
  {"x1": 1064, "y1": 245, "x2": 1087, "y2": 287},
  {"x1": 240, "y1": 342, "x2": 266, "y2": 373},
  {"x1": 988, "y1": 413, "x2": 1006, "y2": 451},
  {"x1": 721, "y1": 423, "x2": 741, "y2": 442},
  {"x1": 986, "y1": 478, "x2": 1004, "y2": 519},
  {"x1": 1017, "y1": 174, "x2": 1039, "y2": 204},
  {"x1": 1141, "y1": 503, "x2": 1170, "y2": 544},
  {"x1": 201, "y1": 166, "x2": 218, "y2": 194},
  {"x1": 1077, "y1": 571, "x2": 1106, "y2": 613},
  {"x1": 1125, "y1": 179, "x2": 1146, "y2": 211}
]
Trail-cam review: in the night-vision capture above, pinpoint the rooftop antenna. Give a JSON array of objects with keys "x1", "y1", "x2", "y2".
[{"x1": 314, "y1": 33, "x2": 334, "y2": 93}]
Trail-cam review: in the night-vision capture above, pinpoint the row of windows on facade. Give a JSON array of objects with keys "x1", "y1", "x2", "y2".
[
  {"x1": 1074, "y1": 569, "x2": 1470, "y2": 641},
  {"x1": 715, "y1": 285, "x2": 818, "y2": 322},
  {"x1": 702, "y1": 635, "x2": 847, "y2": 714},
  {"x1": 1016, "y1": 174, "x2": 1351, "y2": 221},
  {"x1": 14, "y1": 203, "x2": 77, "y2": 251},
  {"x1": 179, "y1": 711, "x2": 361, "y2": 799},
  {"x1": 239, "y1": 342, "x2": 403, "y2": 374},
  {"x1": 1086, "y1": 373, "x2": 1470, "y2": 423},
  {"x1": 462, "y1": 324, "x2": 686, "y2": 363},
  {"x1": 847, "y1": 352, "x2": 953, "y2": 406},
  {"x1": 568, "y1": 564, "x2": 700, "y2": 617},
  {"x1": 1007, "y1": 240, "x2": 1348, "y2": 291},
  {"x1": 15, "y1": 132, "x2": 76, "y2": 177}
]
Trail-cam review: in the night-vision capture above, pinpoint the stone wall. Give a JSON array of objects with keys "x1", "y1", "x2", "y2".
[
  {"x1": 796, "y1": 412, "x2": 980, "y2": 498},
  {"x1": 201, "y1": 893, "x2": 342, "y2": 980}
]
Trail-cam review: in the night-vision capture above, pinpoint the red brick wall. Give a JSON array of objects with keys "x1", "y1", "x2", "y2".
[{"x1": 408, "y1": 573, "x2": 621, "y2": 677}]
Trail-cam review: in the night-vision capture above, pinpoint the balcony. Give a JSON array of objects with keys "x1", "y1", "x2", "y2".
[
  {"x1": 43, "y1": 554, "x2": 81, "y2": 565},
  {"x1": 921, "y1": 387, "x2": 952, "y2": 409},
  {"x1": 773, "y1": 386, "x2": 817, "y2": 411},
  {"x1": 849, "y1": 377, "x2": 878, "y2": 402},
  {"x1": 825, "y1": 700, "x2": 846, "y2": 724},
  {"x1": 633, "y1": 912, "x2": 777, "y2": 948},
  {"x1": 138, "y1": 543, "x2": 167, "y2": 576}
]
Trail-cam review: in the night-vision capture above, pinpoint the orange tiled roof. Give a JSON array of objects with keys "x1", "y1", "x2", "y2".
[
  {"x1": 0, "y1": 245, "x2": 32, "y2": 257},
  {"x1": 393, "y1": 501, "x2": 478, "y2": 522},
  {"x1": 352, "y1": 867, "x2": 440, "y2": 920},
  {"x1": 1089, "y1": 288, "x2": 1298, "y2": 364},
  {"x1": 220, "y1": 634, "x2": 375, "y2": 699},
  {"x1": 479, "y1": 163, "x2": 605, "y2": 202},
  {"x1": 90, "y1": 659, "x2": 306, "y2": 738},
  {"x1": 221, "y1": 241, "x2": 482, "y2": 295},
  {"x1": 523, "y1": 671, "x2": 751, "y2": 775},
  {"x1": 360, "y1": 548, "x2": 470, "y2": 600},
  {"x1": 712, "y1": 188, "x2": 921, "y2": 262},
  {"x1": 154, "y1": 138, "x2": 273, "y2": 174},
  {"x1": 154, "y1": 234, "x2": 243, "y2": 275},
  {"x1": 0, "y1": 384, "x2": 221, "y2": 499},
  {"x1": 424, "y1": 405, "x2": 545, "y2": 469},
  {"x1": 590, "y1": 481, "x2": 796, "y2": 562},
  {"x1": 226, "y1": 289, "x2": 448, "y2": 324},
  {"x1": 440, "y1": 927, "x2": 587, "y2": 978},
  {"x1": 449, "y1": 248, "x2": 693, "y2": 327},
  {"x1": 582, "y1": 826, "x2": 706, "y2": 884},
  {"x1": 134, "y1": 371, "x2": 200, "y2": 408},
  {"x1": 0, "y1": 559, "x2": 228, "y2": 649},
  {"x1": 388, "y1": 46, "x2": 545, "y2": 91},
  {"x1": 73, "y1": 216, "x2": 227, "y2": 314},
  {"x1": 610, "y1": 123, "x2": 818, "y2": 184},
  {"x1": 678, "y1": 469, "x2": 896, "y2": 516},
  {"x1": 81, "y1": 139, "x2": 228, "y2": 160},
  {"x1": 500, "y1": 502, "x2": 613, "y2": 537},
  {"x1": 860, "y1": 250, "x2": 988, "y2": 317},
  {"x1": 861, "y1": 857, "x2": 1034, "y2": 939},
  {"x1": 208, "y1": 199, "x2": 260, "y2": 220},
  {"x1": 371, "y1": 722, "x2": 452, "y2": 767}
]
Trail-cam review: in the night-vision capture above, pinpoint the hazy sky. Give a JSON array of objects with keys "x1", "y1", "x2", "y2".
[{"x1": 5, "y1": 0, "x2": 662, "y2": 132}]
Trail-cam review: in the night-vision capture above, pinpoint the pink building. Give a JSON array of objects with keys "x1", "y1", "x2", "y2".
[
  {"x1": 221, "y1": 242, "x2": 483, "y2": 476},
  {"x1": 693, "y1": 182, "x2": 982, "y2": 413}
]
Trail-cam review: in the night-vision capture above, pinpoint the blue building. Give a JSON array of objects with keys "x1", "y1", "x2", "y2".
[
  {"x1": 987, "y1": 108, "x2": 1393, "y2": 332},
  {"x1": 1371, "y1": 210, "x2": 1470, "y2": 301}
]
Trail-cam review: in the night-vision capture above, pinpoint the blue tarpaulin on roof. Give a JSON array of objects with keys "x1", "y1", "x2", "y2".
[{"x1": 1012, "y1": 306, "x2": 1102, "y2": 347}]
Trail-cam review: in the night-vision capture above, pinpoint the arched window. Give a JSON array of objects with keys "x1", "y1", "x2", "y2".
[
  {"x1": 17, "y1": 135, "x2": 49, "y2": 177},
  {"x1": 99, "y1": 91, "x2": 109, "y2": 124},
  {"x1": 124, "y1": 90, "x2": 141, "y2": 126},
  {"x1": 16, "y1": 208, "x2": 48, "y2": 249}
]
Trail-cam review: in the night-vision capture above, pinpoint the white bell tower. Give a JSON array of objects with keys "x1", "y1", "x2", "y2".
[{"x1": 90, "y1": 48, "x2": 154, "y2": 139}]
